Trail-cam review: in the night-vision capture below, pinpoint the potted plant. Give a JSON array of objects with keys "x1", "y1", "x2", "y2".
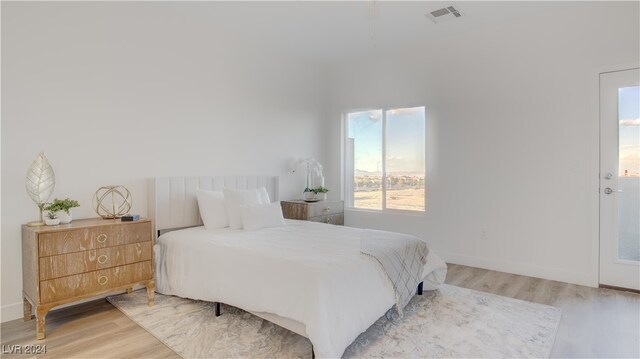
[
  {"x1": 45, "y1": 198, "x2": 80, "y2": 224},
  {"x1": 303, "y1": 186, "x2": 329, "y2": 201},
  {"x1": 303, "y1": 187, "x2": 316, "y2": 201},
  {"x1": 312, "y1": 186, "x2": 329, "y2": 200},
  {"x1": 44, "y1": 211, "x2": 60, "y2": 226}
]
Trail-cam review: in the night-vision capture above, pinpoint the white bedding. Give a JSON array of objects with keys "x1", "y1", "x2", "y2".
[{"x1": 155, "y1": 219, "x2": 447, "y2": 358}]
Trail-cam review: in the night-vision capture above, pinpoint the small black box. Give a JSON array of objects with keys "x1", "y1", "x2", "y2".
[{"x1": 121, "y1": 214, "x2": 140, "y2": 221}]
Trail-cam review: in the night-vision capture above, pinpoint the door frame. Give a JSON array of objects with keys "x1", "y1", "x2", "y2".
[{"x1": 595, "y1": 63, "x2": 640, "y2": 289}]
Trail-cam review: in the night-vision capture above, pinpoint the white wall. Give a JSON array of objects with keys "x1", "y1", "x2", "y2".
[
  {"x1": 325, "y1": 2, "x2": 639, "y2": 287},
  {"x1": 1, "y1": 3, "x2": 327, "y2": 322}
]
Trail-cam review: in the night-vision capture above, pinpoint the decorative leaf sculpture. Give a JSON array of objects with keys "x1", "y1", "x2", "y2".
[{"x1": 25, "y1": 152, "x2": 56, "y2": 222}]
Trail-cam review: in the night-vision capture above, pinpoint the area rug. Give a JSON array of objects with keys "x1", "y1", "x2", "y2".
[{"x1": 107, "y1": 284, "x2": 561, "y2": 358}]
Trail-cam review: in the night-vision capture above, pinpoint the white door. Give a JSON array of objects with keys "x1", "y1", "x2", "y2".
[{"x1": 599, "y1": 68, "x2": 640, "y2": 290}]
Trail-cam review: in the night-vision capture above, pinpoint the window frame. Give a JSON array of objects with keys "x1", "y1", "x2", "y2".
[{"x1": 343, "y1": 106, "x2": 427, "y2": 215}]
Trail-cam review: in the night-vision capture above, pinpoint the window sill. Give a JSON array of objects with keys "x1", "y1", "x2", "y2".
[{"x1": 345, "y1": 207, "x2": 427, "y2": 217}]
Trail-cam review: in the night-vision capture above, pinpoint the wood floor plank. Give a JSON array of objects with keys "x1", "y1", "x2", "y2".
[
  {"x1": 445, "y1": 264, "x2": 640, "y2": 358},
  {"x1": 2, "y1": 264, "x2": 638, "y2": 358},
  {"x1": 1, "y1": 299, "x2": 178, "y2": 359}
]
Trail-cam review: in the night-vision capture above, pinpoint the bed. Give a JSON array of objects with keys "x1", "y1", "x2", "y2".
[{"x1": 149, "y1": 176, "x2": 447, "y2": 358}]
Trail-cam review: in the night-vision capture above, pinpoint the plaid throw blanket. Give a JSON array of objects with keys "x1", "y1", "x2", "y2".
[{"x1": 361, "y1": 229, "x2": 429, "y2": 317}]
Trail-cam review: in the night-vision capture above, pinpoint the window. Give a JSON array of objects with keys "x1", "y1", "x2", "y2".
[{"x1": 345, "y1": 106, "x2": 425, "y2": 212}]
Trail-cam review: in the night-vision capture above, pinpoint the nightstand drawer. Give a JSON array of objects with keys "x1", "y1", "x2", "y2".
[
  {"x1": 39, "y1": 242, "x2": 153, "y2": 281},
  {"x1": 309, "y1": 213, "x2": 344, "y2": 225},
  {"x1": 281, "y1": 200, "x2": 344, "y2": 225},
  {"x1": 306, "y1": 200, "x2": 344, "y2": 218},
  {"x1": 40, "y1": 261, "x2": 153, "y2": 304},
  {"x1": 38, "y1": 222, "x2": 151, "y2": 256}
]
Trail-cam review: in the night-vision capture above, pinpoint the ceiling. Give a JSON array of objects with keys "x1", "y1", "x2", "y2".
[
  {"x1": 165, "y1": 1, "x2": 583, "y2": 64},
  {"x1": 6, "y1": 1, "x2": 637, "y2": 66}
]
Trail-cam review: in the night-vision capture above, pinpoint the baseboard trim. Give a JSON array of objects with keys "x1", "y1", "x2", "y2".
[
  {"x1": 1, "y1": 301, "x2": 23, "y2": 323},
  {"x1": 437, "y1": 250, "x2": 597, "y2": 287},
  {"x1": 599, "y1": 284, "x2": 640, "y2": 294},
  {"x1": 1, "y1": 285, "x2": 146, "y2": 324}
]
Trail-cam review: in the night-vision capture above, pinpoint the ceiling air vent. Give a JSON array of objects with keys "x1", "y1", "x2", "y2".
[
  {"x1": 447, "y1": 6, "x2": 462, "y2": 17},
  {"x1": 425, "y1": 5, "x2": 463, "y2": 24},
  {"x1": 430, "y1": 8, "x2": 450, "y2": 18}
]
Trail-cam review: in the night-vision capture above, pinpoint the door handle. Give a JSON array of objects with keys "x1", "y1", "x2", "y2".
[{"x1": 603, "y1": 187, "x2": 623, "y2": 194}]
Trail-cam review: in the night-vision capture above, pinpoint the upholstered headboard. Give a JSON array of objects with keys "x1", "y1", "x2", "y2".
[{"x1": 148, "y1": 176, "x2": 279, "y2": 236}]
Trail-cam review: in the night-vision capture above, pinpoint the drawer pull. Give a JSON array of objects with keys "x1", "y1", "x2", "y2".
[
  {"x1": 98, "y1": 255, "x2": 108, "y2": 264},
  {"x1": 323, "y1": 207, "x2": 331, "y2": 212},
  {"x1": 96, "y1": 234, "x2": 108, "y2": 243},
  {"x1": 98, "y1": 276, "x2": 109, "y2": 285}
]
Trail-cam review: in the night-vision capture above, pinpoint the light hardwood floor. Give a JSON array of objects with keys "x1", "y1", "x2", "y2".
[{"x1": 2, "y1": 264, "x2": 638, "y2": 358}]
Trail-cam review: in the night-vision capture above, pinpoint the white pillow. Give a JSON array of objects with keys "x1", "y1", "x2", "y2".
[
  {"x1": 223, "y1": 188, "x2": 270, "y2": 229},
  {"x1": 196, "y1": 190, "x2": 229, "y2": 229},
  {"x1": 258, "y1": 187, "x2": 271, "y2": 204},
  {"x1": 240, "y1": 203, "x2": 285, "y2": 231}
]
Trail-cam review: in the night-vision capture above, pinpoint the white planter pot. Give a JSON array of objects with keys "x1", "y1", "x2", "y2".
[
  {"x1": 45, "y1": 218, "x2": 60, "y2": 226},
  {"x1": 57, "y1": 210, "x2": 72, "y2": 224},
  {"x1": 303, "y1": 192, "x2": 328, "y2": 201},
  {"x1": 303, "y1": 191, "x2": 316, "y2": 201}
]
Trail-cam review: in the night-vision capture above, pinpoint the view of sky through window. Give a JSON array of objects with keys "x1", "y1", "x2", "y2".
[
  {"x1": 347, "y1": 107, "x2": 425, "y2": 211},
  {"x1": 619, "y1": 86, "x2": 639, "y2": 177},
  {"x1": 348, "y1": 110, "x2": 383, "y2": 174},
  {"x1": 386, "y1": 107, "x2": 425, "y2": 175}
]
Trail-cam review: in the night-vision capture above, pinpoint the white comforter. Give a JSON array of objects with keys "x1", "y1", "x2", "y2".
[{"x1": 155, "y1": 220, "x2": 447, "y2": 358}]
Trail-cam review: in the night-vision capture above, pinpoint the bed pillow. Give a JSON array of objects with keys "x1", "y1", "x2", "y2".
[
  {"x1": 223, "y1": 188, "x2": 270, "y2": 229},
  {"x1": 196, "y1": 190, "x2": 229, "y2": 229},
  {"x1": 258, "y1": 187, "x2": 271, "y2": 204},
  {"x1": 240, "y1": 203, "x2": 286, "y2": 231}
]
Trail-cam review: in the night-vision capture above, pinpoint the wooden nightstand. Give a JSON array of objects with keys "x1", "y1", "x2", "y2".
[
  {"x1": 281, "y1": 200, "x2": 344, "y2": 225},
  {"x1": 22, "y1": 218, "x2": 155, "y2": 340}
]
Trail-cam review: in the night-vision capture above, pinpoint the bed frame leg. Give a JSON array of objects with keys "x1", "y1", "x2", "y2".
[
  {"x1": 311, "y1": 347, "x2": 315, "y2": 359},
  {"x1": 417, "y1": 281, "x2": 423, "y2": 295},
  {"x1": 215, "y1": 302, "x2": 221, "y2": 317}
]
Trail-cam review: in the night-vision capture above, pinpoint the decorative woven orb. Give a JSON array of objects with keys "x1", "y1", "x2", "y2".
[{"x1": 93, "y1": 185, "x2": 132, "y2": 219}]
